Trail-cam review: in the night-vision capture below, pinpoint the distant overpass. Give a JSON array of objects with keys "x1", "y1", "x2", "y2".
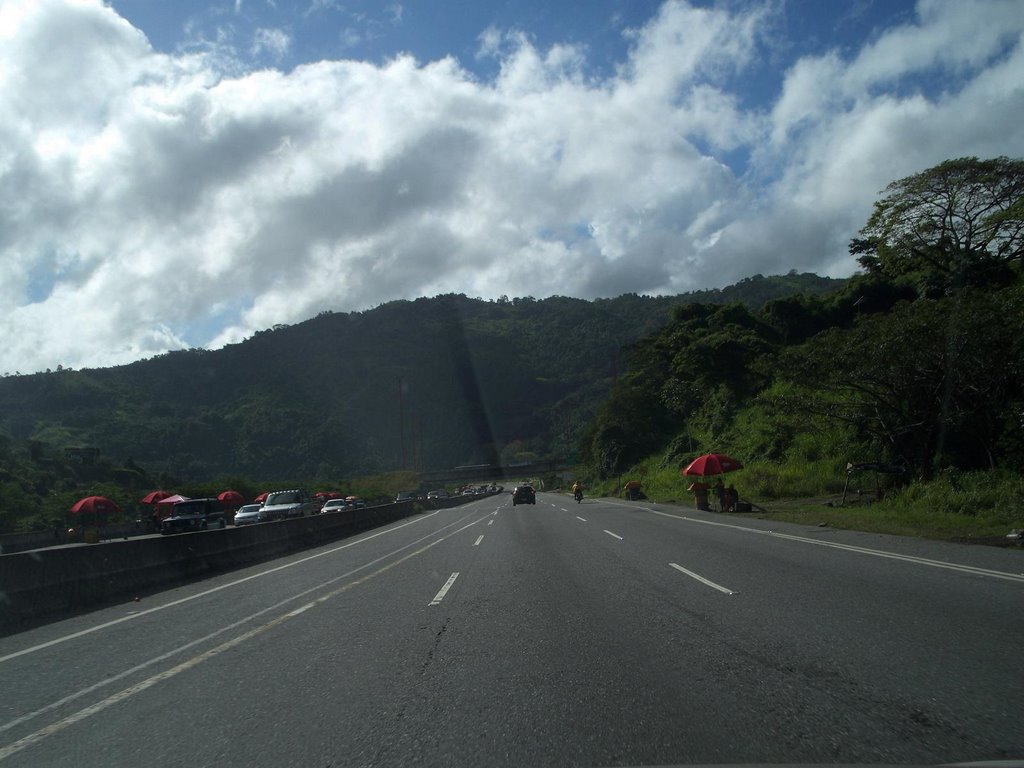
[{"x1": 418, "y1": 460, "x2": 573, "y2": 485}]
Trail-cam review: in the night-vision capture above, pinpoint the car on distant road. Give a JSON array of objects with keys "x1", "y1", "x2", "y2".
[
  {"x1": 426, "y1": 489, "x2": 449, "y2": 499},
  {"x1": 512, "y1": 485, "x2": 536, "y2": 505},
  {"x1": 395, "y1": 491, "x2": 419, "y2": 502},
  {"x1": 258, "y1": 488, "x2": 320, "y2": 522},
  {"x1": 233, "y1": 504, "x2": 262, "y2": 526},
  {"x1": 160, "y1": 498, "x2": 226, "y2": 534}
]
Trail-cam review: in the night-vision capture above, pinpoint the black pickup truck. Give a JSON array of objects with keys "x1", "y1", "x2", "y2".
[{"x1": 160, "y1": 498, "x2": 226, "y2": 534}]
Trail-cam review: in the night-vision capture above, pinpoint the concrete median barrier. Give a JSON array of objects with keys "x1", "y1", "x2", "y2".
[{"x1": 0, "y1": 493, "x2": 492, "y2": 634}]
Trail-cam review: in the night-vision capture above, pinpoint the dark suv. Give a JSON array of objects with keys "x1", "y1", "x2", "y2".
[
  {"x1": 160, "y1": 498, "x2": 226, "y2": 534},
  {"x1": 512, "y1": 485, "x2": 536, "y2": 505}
]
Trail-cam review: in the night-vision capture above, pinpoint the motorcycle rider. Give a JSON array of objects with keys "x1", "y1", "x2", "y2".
[{"x1": 572, "y1": 481, "x2": 583, "y2": 502}]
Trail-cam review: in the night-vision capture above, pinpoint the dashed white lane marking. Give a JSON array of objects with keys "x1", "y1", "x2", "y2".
[
  {"x1": 669, "y1": 563, "x2": 736, "y2": 595},
  {"x1": 430, "y1": 572, "x2": 460, "y2": 606},
  {"x1": 604, "y1": 530, "x2": 623, "y2": 540},
  {"x1": 473, "y1": 535, "x2": 484, "y2": 546},
  {"x1": 576, "y1": 516, "x2": 587, "y2": 522},
  {"x1": 487, "y1": 519, "x2": 494, "y2": 526}
]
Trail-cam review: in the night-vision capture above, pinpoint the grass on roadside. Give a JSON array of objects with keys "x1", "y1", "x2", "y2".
[
  {"x1": 585, "y1": 461, "x2": 1024, "y2": 544},
  {"x1": 743, "y1": 496, "x2": 1024, "y2": 540}
]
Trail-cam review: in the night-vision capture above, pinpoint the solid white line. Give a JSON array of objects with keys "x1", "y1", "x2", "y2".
[
  {"x1": 0, "y1": 609, "x2": 286, "y2": 736},
  {"x1": 0, "y1": 508, "x2": 457, "y2": 665},
  {"x1": 430, "y1": 572, "x2": 460, "y2": 605},
  {"x1": 630, "y1": 505, "x2": 1024, "y2": 585},
  {"x1": 0, "y1": 624, "x2": 267, "y2": 762},
  {"x1": 0, "y1": 517, "x2": 488, "y2": 758},
  {"x1": 604, "y1": 530, "x2": 623, "y2": 540},
  {"x1": 576, "y1": 516, "x2": 587, "y2": 522},
  {"x1": 670, "y1": 563, "x2": 736, "y2": 595},
  {"x1": 473, "y1": 535, "x2": 484, "y2": 546}
]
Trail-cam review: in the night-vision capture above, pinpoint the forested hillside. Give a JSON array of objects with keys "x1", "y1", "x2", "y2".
[
  {"x1": 0, "y1": 273, "x2": 844, "y2": 530},
  {"x1": 581, "y1": 158, "x2": 1024, "y2": 517},
  {"x1": 3, "y1": 156, "x2": 1020, "y2": 538}
]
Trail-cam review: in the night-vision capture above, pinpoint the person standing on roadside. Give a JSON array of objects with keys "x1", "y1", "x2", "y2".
[
  {"x1": 713, "y1": 479, "x2": 726, "y2": 511},
  {"x1": 724, "y1": 484, "x2": 738, "y2": 513},
  {"x1": 688, "y1": 480, "x2": 709, "y2": 510}
]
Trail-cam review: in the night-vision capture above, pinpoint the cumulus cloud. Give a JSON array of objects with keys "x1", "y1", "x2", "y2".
[{"x1": 1, "y1": 0, "x2": 1023, "y2": 374}]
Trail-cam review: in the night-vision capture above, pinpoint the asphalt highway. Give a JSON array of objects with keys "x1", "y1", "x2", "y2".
[{"x1": 1, "y1": 493, "x2": 1022, "y2": 767}]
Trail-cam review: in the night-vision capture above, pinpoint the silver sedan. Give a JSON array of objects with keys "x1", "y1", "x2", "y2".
[{"x1": 232, "y1": 503, "x2": 262, "y2": 526}]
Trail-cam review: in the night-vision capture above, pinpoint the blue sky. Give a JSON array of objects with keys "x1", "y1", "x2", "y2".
[
  {"x1": 1, "y1": 0, "x2": 1022, "y2": 373},
  {"x1": 107, "y1": 0, "x2": 922, "y2": 165}
]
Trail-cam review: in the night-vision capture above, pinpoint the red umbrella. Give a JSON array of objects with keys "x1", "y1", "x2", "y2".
[
  {"x1": 70, "y1": 495, "x2": 122, "y2": 515},
  {"x1": 152, "y1": 494, "x2": 189, "y2": 523},
  {"x1": 156, "y1": 494, "x2": 190, "y2": 507},
  {"x1": 139, "y1": 490, "x2": 173, "y2": 505},
  {"x1": 681, "y1": 453, "x2": 744, "y2": 477},
  {"x1": 254, "y1": 491, "x2": 269, "y2": 503},
  {"x1": 218, "y1": 490, "x2": 245, "y2": 507}
]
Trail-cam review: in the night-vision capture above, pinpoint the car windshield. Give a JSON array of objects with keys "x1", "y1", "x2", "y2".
[
  {"x1": 2, "y1": 2, "x2": 1023, "y2": 767},
  {"x1": 172, "y1": 502, "x2": 205, "y2": 515},
  {"x1": 265, "y1": 492, "x2": 298, "y2": 505}
]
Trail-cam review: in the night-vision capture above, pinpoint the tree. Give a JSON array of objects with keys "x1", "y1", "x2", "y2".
[
  {"x1": 852, "y1": 156, "x2": 1024, "y2": 294},
  {"x1": 770, "y1": 286, "x2": 1024, "y2": 479},
  {"x1": 579, "y1": 302, "x2": 780, "y2": 477}
]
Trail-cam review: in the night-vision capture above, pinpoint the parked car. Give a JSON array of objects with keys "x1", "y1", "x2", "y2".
[
  {"x1": 233, "y1": 503, "x2": 262, "y2": 526},
  {"x1": 160, "y1": 498, "x2": 226, "y2": 534},
  {"x1": 512, "y1": 485, "x2": 536, "y2": 505},
  {"x1": 258, "y1": 489, "x2": 320, "y2": 522},
  {"x1": 426, "y1": 489, "x2": 450, "y2": 499},
  {"x1": 320, "y1": 498, "x2": 349, "y2": 514}
]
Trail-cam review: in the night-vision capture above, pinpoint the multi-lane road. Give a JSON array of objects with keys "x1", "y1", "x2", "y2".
[{"x1": 1, "y1": 492, "x2": 1022, "y2": 766}]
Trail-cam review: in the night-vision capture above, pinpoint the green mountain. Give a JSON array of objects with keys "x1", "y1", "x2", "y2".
[{"x1": 0, "y1": 275, "x2": 844, "y2": 483}]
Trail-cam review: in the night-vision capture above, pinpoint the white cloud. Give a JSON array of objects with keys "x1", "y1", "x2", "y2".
[
  {"x1": 1, "y1": 0, "x2": 1023, "y2": 373},
  {"x1": 730, "y1": 0, "x2": 1024, "y2": 284},
  {"x1": 475, "y1": 26, "x2": 504, "y2": 60},
  {"x1": 252, "y1": 27, "x2": 290, "y2": 60}
]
